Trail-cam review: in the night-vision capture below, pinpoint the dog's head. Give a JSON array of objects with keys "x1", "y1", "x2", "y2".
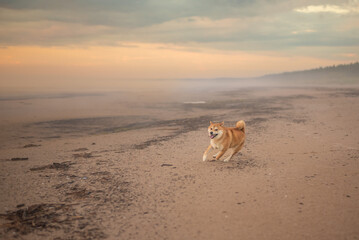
[{"x1": 208, "y1": 121, "x2": 224, "y2": 139}]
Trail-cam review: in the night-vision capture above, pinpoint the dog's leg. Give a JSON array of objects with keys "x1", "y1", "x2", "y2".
[
  {"x1": 223, "y1": 149, "x2": 234, "y2": 162},
  {"x1": 233, "y1": 141, "x2": 244, "y2": 155},
  {"x1": 215, "y1": 147, "x2": 228, "y2": 160},
  {"x1": 203, "y1": 145, "x2": 212, "y2": 161},
  {"x1": 224, "y1": 142, "x2": 244, "y2": 162},
  {"x1": 213, "y1": 152, "x2": 220, "y2": 158}
]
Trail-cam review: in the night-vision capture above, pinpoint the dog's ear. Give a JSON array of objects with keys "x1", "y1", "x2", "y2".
[
  {"x1": 220, "y1": 121, "x2": 224, "y2": 126},
  {"x1": 210, "y1": 121, "x2": 213, "y2": 125}
]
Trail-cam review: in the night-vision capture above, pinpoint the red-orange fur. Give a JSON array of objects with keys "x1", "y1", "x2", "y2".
[{"x1": 203, "y1": 120, "x2": 245, "y2": 162}]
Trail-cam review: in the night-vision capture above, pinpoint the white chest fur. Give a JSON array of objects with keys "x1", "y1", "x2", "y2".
[{"x1": 211, "y1": 140, "x2": 222, "y2": 150}]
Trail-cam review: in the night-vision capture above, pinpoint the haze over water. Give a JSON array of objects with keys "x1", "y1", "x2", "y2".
[{"x1": 0, "y1": 0, "x2": 358, "y2": 137}]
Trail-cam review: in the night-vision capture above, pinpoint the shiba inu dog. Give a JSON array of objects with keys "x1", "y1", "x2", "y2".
[{"x1": 203, "y1": 120, "x2": 245, "y2": 162}]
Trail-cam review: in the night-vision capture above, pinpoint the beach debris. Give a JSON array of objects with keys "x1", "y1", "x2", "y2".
[
  {"x1": 91, "y1": 171, "x2": 110, "y2": 176},
  {"x1": 23, "y1": 144, "x2": 41, "y2": 148},
  {"x1": 30, "y1": 161, "x2": 73, "y2": 171},
  {"x1": 72, "y1": 152, "x2": 93, "y2": 159},
  {"x1": 10, "y1": 157, "x2": 29, "y2": 161},
  {"x1": 161, "y1": 163, "x2": 173, "y2": 167},
  {"x1": 66, "y1": 188, "x2": 90, "y2": 199},
  {"x1": 0, "y1": 203, "x2": 82, "y2": 235},
  {"x1": 72, "y1": 148, "x2": 88, "y2": 152},
  {"x1": 45, "y1": 135, "x2": 61, "y2": 139},
  {"x1": 54, "y1": 181, "x2": 74, "y2": 189}
]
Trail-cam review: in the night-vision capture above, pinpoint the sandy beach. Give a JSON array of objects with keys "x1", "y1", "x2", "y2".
[{"x1": 0, "y1": 86, "x2": 358, "y2": 239}]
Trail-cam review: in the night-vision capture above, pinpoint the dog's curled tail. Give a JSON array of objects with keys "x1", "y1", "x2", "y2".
[{"x1": 236, "y1": 120, "x2": 245, "y2": 132}]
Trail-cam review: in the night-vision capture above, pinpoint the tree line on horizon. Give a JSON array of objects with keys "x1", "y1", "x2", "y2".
[{"x1": 261, "y1": 62, "x2": 359, "y2": 83}]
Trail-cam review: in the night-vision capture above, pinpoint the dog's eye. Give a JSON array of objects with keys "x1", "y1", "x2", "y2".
[
  {"x1": 215, "y1": 129, "x2": 218, "y2": 131},
  {"x1": 210, "y1": 128, "x2": 212, "y2": 130}
]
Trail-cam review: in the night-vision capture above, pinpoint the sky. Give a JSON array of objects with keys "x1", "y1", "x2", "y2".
[{"x1": 0, "y1": 0, "x2": 358, "y2": 91}]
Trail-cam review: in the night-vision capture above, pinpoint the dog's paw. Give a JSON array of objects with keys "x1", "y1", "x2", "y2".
[
  {"x1": 223, "y1": 157, "x2": 231, "y2": 162},
  {"x1": 202, "y1": 155, "x2": 207, "y2": 161}
]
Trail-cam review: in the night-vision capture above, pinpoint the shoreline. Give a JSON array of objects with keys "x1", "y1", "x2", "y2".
[{"x1": 1, "y1": 86, "x2": 358, "y2": 239}]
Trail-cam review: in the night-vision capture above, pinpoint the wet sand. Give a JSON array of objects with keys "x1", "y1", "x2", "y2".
[{"x1": 0, "y1": 87, "x2": 358, "y2": 239}]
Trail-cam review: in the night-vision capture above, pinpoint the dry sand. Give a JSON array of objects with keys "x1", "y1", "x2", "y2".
[{"x1": 0, "y1": 87, "x2": 358, "y2": 240}]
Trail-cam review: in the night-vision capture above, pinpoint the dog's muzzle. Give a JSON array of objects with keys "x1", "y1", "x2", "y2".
[{"x1": 209, "y1": 134, "x2": 218, "y2": 139}]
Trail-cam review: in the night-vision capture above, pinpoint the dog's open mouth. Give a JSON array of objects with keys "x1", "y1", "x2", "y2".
[{"x1": 209, "y1": 134, "x2": 218, "y2": 139}]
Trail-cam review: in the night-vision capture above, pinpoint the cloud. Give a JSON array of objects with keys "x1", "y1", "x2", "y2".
[
  {"x1": 295, "y1": 4, "x2": 359, "y2": 14},
  {"x1": 0, "y1": 0, "x2": 323, "y2": 27},
  {"x1": 339, "y1": 52, "x2": 357, "y2": 58},
  {"x1": 291, "y1": 29, "x2": 317, "y2": 34},
  {"x1": 0, "y1": 0, "x2": 358, "y2": 57}
]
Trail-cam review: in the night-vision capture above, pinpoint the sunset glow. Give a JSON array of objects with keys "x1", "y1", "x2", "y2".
[{"x1": 0, "y1": 0, "x2": 358, "y2": 91}]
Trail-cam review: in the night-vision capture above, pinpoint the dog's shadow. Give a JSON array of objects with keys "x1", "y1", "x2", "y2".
[{"x1": 207, "y1": 153, "x2": 260, "y2": 170}]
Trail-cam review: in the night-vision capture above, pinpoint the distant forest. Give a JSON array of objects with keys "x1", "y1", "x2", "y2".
[{"x1": 260, "y1": 62, "x2": 359, "y2": 84}]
